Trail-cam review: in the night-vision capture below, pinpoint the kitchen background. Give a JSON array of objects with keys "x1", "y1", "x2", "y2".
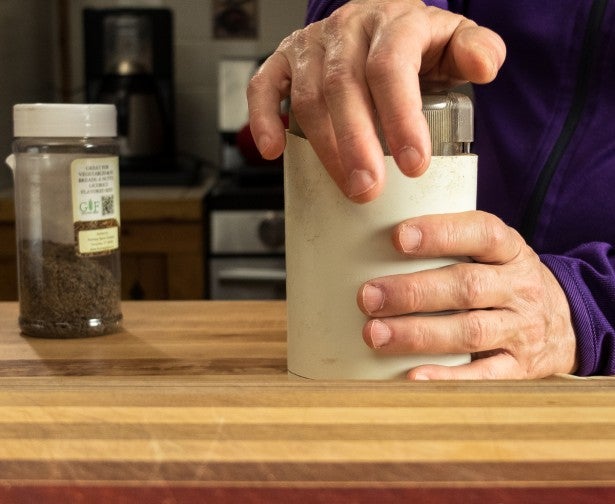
[
  {"x1": 0, "y1": 0, "x2": 307, "y2": 189},
  {"x1": 0, "y1": 0, "x2": 308, "y2": 301}
]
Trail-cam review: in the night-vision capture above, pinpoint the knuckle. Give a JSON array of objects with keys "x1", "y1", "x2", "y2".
[
  {"x1": 325, "y1": 3, "x2": 354, "y2": 28},
  {"x1": 443, "y1": 219, "x2": 464, "y2": 249},
  {"x1": 335, "y1": 125, "x2": 372, "y2": 150},
  {"x1": 477, "y1": 211, "x2": 526, "y2": 261},
  {"x1": 246, "y1": 72, "x2": 266, "y2": 99},
  {"x1": 482, "y1": 360, "x2": 507, "y2": 380},
  {"x1": 462, "y1": 311, "x2": 490, "y2": 352},
  {"x1": 323, "y1": 63, "x2": 355, "y2": 96},
  {"x1": 522, "y1": 280, "x2": 544, "y2": 305},
  {"x1": 455, "y1": 265, "x2": 488, "y2": 306},
  {"x1": 279, "y1": 27, "x2": 309, "y2": 53},
  {"x1": 512, "y1": 256, "x2": 546, "y2": 303},
  {"x1": 401, "y1": 281, "x2": 425, "y2": 313},
  {"x1": 291, "y1": 85, "x2": 322, "y2": 117},
  {"x1": 479, "y1": 212, "x2": 509, "y2": 250},
  {"x1": 365, "y1": 49, "x2": 397, "y2": 80},
  {"x1": 407, "y1": 318, "x2": 432, "y2": 351}
]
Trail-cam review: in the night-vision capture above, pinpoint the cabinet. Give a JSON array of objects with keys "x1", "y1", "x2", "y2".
[{"x1": 0, "y1": 180, "x2": 212, "y2": 301}]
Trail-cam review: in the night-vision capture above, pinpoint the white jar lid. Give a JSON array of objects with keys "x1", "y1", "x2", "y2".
[{"x1": 13, "y1": 103, "x2": 117, "y2": 138}]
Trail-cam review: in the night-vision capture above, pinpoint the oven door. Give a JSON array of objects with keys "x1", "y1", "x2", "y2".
[{"x1": 209, "y1": 257, "x2": 286, "y2": 300}]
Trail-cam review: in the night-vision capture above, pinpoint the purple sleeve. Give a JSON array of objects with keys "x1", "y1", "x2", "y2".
[
  {"x1": 427, "y1": 0, "x2": 450, "y2": 8},
  {"x1": 305, "y1": 0, "x2": 348, "y2": 24},
  {"x1": 541, "y1": 244, "x2": 615, "y2": 376},
  {"x1": 305, "y1": 0, "x2": 451, "y2": 24}
]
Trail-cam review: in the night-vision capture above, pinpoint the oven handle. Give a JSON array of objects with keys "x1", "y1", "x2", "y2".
[{"x1": 218, "y1": 267, "x2": 286, "y2": 283}]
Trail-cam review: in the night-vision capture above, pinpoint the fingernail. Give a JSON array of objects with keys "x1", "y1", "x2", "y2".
[
  {"x1": 397, "y1": 146, "x2": 424, "y2": 175},
  {"x1": 399, "y1": 224, "x2": 421, "y2": 253},
  {"x1": 361, "y1": 284, "x2": 385, "y2": 314},
  {"x1": 346, "y1": 169, "x2": 377, "y2": 198},
  {"x1": 368, "y1": 319, "x2": 391, "y2": 348}
]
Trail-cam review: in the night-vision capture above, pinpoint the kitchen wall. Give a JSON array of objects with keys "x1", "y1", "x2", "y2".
[
  {"x1": 0, "y1": 1, "x2": 56, "y2": 188},
  {"x1": 0, "y1": 0, "x2": 308, "y2": 187}
]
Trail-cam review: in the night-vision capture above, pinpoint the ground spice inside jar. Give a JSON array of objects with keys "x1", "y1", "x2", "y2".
[{"x1": 18, "y1": 240, "x2": 122, "y2": 338}]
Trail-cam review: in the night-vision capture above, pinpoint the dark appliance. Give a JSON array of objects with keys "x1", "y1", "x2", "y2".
[{"x1": 84, "y1": 8, "x2": 200, "y2": 185}]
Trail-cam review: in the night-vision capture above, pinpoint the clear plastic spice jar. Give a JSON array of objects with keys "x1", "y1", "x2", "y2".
[{"x1": 7, "y1": 103, "x2": 122, "y2": 338}]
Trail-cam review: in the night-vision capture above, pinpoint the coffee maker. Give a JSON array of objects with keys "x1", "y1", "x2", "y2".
[{"x1": 84, "y1": 8, "x2": 198, "y2": 184}]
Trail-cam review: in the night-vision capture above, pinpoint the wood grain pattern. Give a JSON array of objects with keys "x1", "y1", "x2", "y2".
[{"x1": 0, "y1": 300, "x2": 614, "y2": 503}]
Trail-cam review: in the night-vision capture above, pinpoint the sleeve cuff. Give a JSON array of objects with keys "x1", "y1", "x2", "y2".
[{"x1": 540, "y1": 254, "x2": 598, "y2": 376}]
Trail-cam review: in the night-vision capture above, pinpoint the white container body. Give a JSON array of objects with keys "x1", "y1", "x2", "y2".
[{"x1": 284, "y1": 133, "x2": 477, "y2": 379}]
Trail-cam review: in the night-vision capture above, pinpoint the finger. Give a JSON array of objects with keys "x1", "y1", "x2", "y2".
[
  {"x1": 247, "y1": 52, "x2": 292, "y2": 159},
  {"x1": 447, "y1": 23, "x2": 506, "y2": 84},
  {"x1": 422, "y1": 9, "x2": 506, "y2": 86},
  {"x1": 365, "y1": 8, "x2": 432, "y2": 177},
  {"x1": 358, "y1": 262, "x2": 510, "y2": 316},
  {"x1": 288, "y1": 30, "x2": 349, "y2": 195},
  {"x1": 320, "y1": 8, "x2": 386, "y2": 202},
  {"x1": 406, "y1": 352, "x2": 524, "y2": 380},
  {"x1": 362, "y1": 308, "x2": 513, "y2": 354},
  {"x1": 393, "y1": 211, "x2": 526, "y2": 264},
  {"x1": 364, "y1": 9, "x2": 505, "y2": 178}
]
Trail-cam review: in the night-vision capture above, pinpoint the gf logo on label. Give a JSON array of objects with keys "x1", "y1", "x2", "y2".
[{"x1": 80, "y1": 199, "x2": 100, "y2": 214}]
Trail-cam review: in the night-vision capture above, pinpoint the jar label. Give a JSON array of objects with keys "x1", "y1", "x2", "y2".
[{"x1": 70, "y1": 157, "x2": 120, "y2": 255}]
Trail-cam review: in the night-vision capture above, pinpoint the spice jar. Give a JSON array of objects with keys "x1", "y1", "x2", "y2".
[{"x1": 7, "y1": 103, "x2": 122, "y2": 338}]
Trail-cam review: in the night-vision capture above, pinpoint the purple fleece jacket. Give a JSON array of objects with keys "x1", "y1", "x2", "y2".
[{"x1": 305, "y1": 0, "x2": 615, "y2": 376}]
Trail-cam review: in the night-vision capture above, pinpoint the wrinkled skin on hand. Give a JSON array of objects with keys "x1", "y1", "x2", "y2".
[
  {"x1": 247, "y1": 0, "x2": 505, "y2": 201},
  {"x1": 357, "y1": 211, "x2": 578, "y2": 379},
  {"x1": 247, "y1": 0, "x2": 576, "y2": 379}
]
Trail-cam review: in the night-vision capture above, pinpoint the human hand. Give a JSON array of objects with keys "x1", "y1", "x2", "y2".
[
  {"x1": 247, "y1": 0, "x2": 505, "y2": 202},
  {"x1": 356, "y1": 211, "x2": 578, "y2": 379}
]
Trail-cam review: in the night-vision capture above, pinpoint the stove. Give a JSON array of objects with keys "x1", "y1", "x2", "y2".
[{"x1": 204, "y1": 166, "x2": 286, "y2": 300}]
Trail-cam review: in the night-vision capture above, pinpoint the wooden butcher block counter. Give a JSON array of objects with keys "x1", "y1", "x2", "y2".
[{"x1": 0, "y1": 300, "x2": 614, "y2": 503}]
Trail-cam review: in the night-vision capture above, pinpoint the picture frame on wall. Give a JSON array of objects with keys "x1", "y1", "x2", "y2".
[{"x1": 213, "y1": 0, "x2": 258, "y2": 39}]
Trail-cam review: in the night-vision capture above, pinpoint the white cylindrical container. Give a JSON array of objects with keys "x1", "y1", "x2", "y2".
[
  {"x1": 8, "y1": 103, "x2": 122, "y2": 338},
  {"x1": 284, "y1": 93, "x2": 476, "y2": 379}
]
